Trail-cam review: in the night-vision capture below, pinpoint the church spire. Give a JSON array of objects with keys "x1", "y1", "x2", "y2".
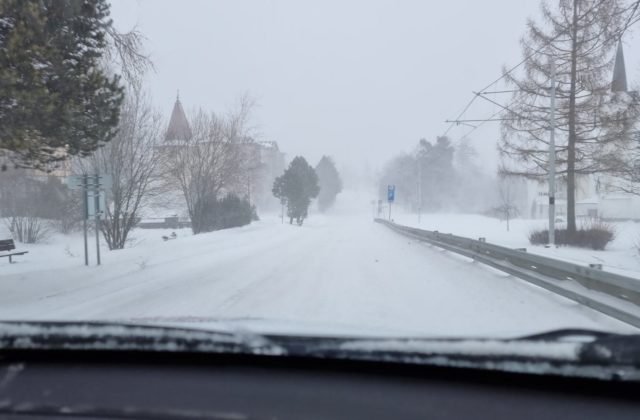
[
  {"x1": 165, "y1": 91, "x2": 192, "y2": 142},
  {"x1": 612, "y1": 41, "x2": 628, "y2": 93}
]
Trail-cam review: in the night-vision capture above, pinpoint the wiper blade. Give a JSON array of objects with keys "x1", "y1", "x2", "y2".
[
  {"x1": 516, "y1": 328, "x2": 622, "y2": 342},
  {"x1": 0, "y1": 321, "x2": 285, "y2": 356},
  {"x1": 266, "y1": 332, "x2": 640, "y2": 381},
  {"x1": 579, "y1": 334, "x2": 640, "y2": 366},
  {"x1": 269, "y1": 334, "x2": 582, "y2": 362},
  {"x1": 514, "y1": 328, "x2": 640, "y2": 366}
]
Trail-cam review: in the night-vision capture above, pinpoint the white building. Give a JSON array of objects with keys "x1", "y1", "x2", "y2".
[{"x1": 527, "y1": 43, "x2": 640, "y2": 221}]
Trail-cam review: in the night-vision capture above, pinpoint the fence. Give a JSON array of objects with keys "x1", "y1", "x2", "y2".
[
  {"x1": 375, "y1": 219, "x2": 640, "y2": 328},
  {"x1": 138, "y1": 216, "x2": 191, "y2": 230}
]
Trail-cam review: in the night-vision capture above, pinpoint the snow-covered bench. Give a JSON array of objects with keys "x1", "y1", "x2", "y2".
[{"x1": 0, "y1": 239, "x2": 28, "y2": 264}]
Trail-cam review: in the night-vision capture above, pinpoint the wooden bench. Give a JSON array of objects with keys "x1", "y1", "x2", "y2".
[{"x1": 0, "y1": 239, "x2": 29, "y2": 264}]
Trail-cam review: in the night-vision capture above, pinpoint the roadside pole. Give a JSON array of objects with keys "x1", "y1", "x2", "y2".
[
  {"x1": 548, "y1": 58, "x2": 556, "y2": 246},
  {"x1": 94, "y1": 175, "x2": 101, "y2": 265},
  {"x1": 82, "y1": 174, "x2": 89, "y2": 266},
  {"x1": 417, "y1": 159, "x2": 422, "y2": 224},
  {"x1": 387, "y1": 184, "x2": 395, "y2": 222}
]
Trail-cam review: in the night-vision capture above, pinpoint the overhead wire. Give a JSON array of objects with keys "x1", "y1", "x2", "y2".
[{"x1": 442, "y1": 1, "x2": 640, "y2": 140}]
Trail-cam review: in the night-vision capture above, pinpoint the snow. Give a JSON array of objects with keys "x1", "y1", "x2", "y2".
[
  {"x1": 392, "y1": 211, "x2": 640, "y2": 279},
  {"x1": 0, "y1": 190, "x2": 637, "y2": 338},
  {"x1": 0, "y1": 224, "x2": 11, "y2": 240},
  {"x1": 0, "y1": 321, "x2": 284, "y2": 355},
  {"x1": 339, "y1": 339, "x2": 580, "y2": 361}
]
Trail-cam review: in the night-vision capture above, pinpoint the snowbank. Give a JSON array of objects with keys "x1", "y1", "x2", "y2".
[{"x1": 392, "y1": 212, "x2": 640, "y2": 279}]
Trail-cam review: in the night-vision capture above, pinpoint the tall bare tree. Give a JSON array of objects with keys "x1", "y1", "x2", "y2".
[
  {"x1": 105, "y1": 25, "x2": 153, "y2": 86},
  {"x1": 493, "y1": 175, "x2": 521, "y2": 232},
  {"x1": 499, "y1": 0, "x2": 640, "y2": 234},
  {"x1": 163, "y1": 98, "x2": 254, "y2": 234},
  {"x1": 76, "y1": 88, "x2": 163, "y2": 249}
]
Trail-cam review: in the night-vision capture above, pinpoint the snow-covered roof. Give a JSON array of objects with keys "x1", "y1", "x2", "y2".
[{"x1": 576, "y1": 197, "x2": 599, "y2": 205}]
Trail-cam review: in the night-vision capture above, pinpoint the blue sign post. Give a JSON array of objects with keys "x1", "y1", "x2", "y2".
[
  {"x1": 387, "y1": 185, "x2": 395, "y2": 221},
  {"x1": 387, "y1": 185, "x2": 395, "y2": 202}
]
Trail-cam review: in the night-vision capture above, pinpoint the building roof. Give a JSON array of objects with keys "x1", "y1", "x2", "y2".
[
  {"x1": 612, "y1": 41, "x2": 628, "y2": 93},
  {"x1": 257, "y1": 140, "x2": 280, "y2": 151},
  {"x1": 165, "y1": 94, "x2": 192, "y2": 142}
]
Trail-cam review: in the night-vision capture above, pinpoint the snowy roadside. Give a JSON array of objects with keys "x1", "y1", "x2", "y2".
[
  {"x1": 0, "y1": 215, "x2": 283, "y2": 276},
  {"x1": 0, "y1": 210, "x2": 635, "y2": 336},
  {"x1": 391, "y1": 212, "x2": 640, "y2": 279}
]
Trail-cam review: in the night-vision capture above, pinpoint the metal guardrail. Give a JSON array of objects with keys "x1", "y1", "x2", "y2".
[{"x1": 375, "y1": 219, "x2": 640, "y2": 328}]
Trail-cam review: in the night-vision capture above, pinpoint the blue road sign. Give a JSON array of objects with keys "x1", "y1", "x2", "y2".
[{"x1": 387, "y1": 185, "x2": 395, "y2": 203}]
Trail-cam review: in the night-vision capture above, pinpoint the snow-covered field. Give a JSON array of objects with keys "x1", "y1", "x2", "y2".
[
  {"x1": 393, "y1": 211, "x2": 640, "y2": 279},
  {"x1": 0, "y1": 191, "x2": 637, "y2": 337}
]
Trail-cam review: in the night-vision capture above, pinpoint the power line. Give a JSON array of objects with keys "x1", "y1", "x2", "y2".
[
  {"x1": 442, "y1": 32, "x2": 564, "y2": 137},
  {"x1": 443, "y1": 96, "x2": 480, "y2": 136},
  {"x1": 442, "y1": 2, "x2": 640, "y2": 139},
  {"x1": 457, "y1": 108, "x2": 504, "y2": 142}
]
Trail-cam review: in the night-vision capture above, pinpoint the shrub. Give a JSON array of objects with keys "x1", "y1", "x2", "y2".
[
  {"x1": 0, "y1": 172, "x2": 80, "y2": 236},
  {"x1": 217, "y1": 194, "x2": 253, "y2": 229},
  {"x1": 529, "y1": 220, "x2": 615, "y2": 250},
  {"x1": 6, "y1": 216, "x2": 50, "y2": 244},
  {"x1": 197, "y1": 193, "x2": 255, "y2": 233}
]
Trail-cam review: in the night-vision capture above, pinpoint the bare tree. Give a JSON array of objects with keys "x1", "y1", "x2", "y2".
[
  {"x1": 601, "y1": 129, "x2": 640, "y2": 195},
  {"x1": 163, "y1": 98, "x2": 254, "y2": 234},
  {"x1": 499, "y1": 0, "x2": 640, "y2": 235},
  {"x1": 104, "y1": 25, "x2": 153, "y2": 86},
  {"x1": 76, "y1": 88, "x2": 163, "y2": 250},
  {"x1": 493, "y1": 176, "x2": 521, "y2": 232},
  {"x1": 0, "y1": 170, "x2": 56, "y2": 243}
]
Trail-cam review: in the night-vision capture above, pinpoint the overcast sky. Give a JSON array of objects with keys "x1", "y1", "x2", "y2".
[{"x1": 109, "y1": 0, "x2": 640, "y2": 176}]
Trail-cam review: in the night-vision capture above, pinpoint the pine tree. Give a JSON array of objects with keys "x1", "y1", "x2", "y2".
[
  {"x1": 272, "y1": 156, "x2": 320, "y2": 225},
  {"x1": 417, "y1": 136, "x2": 455, "y2": 211},
  {"x1": 315, "y1": 156, "x2": 343, "y2": 212},
  {"x1": 0, "y1": 0, "x2": 124, "y2": 170}
]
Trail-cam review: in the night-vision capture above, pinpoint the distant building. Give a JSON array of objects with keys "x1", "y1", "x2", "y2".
[
  {"x1": 526, "y1": 42, "x2": 640, "y2": 221},
  {"x1": 237, "y1": 140, "x2": 286, "y2": 210},
  {"x1": 165, "y1": 93, "x2": 193, "y2": 142},
  {"x1": 155, "y1": 93, "x2": 286, "y2": 213}
]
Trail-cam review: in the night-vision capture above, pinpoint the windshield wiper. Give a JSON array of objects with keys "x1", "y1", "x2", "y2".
[
  {"x1": 0, "y1": 321, "x2": 285, "y2": 356},
  {"x1": 262, "y1": 329, "x2": 640, "y2": 381},
  {"x1": 513, "y1": 328, "x2": 640, "y2": 366},
  {"x1": 579, "y1": 334, "x2": 640, "y2": 366},
  {"x1": 516, "y1": 328, "x2": 622, "y2": 342}
]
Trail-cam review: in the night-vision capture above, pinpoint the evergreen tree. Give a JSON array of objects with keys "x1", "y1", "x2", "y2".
[
  {"x1": 315, "y1": 156, "x2": 343, "y2": 212},
  {"x1": 417, "y1": 136, "x2": 456, "y2": 211},
  {"x1": 0, "y1": 0, "x2": 124, "y2": 170},
  {"x1": 378, "y1": 153, "x2": 418, "y2": 210},
  {"x1": 272, "y1": 156, "x2": 320, "y2": 225}
]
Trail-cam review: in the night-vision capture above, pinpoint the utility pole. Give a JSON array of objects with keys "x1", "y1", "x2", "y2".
[
  {"x1": 82, "y1": 174, "x2": 89, "y2": 266},
  {"x1": 94, "y1": 175, "x2": 101, "y2": 266},
  {"x1": 548, "y1": 58, "x2": 557, "y2": 246},
  {"x1": 417, "y1": 158, "x2": 422, "y2": 224},
  {"x1": 247, "y1": 174, "x2": 251, "y2": 207}
]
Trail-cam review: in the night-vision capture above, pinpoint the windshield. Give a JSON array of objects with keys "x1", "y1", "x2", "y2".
[{"x1": 1, "y1": 0, "x2": 640, "y2": 356}]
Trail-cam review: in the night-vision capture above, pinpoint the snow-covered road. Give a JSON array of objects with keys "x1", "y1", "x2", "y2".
[{"x1": 0, "y1": 206, "x2": 636, "y2": 337}]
